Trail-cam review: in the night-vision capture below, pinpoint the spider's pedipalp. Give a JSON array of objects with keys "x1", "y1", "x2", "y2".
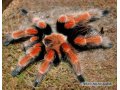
[
  {"x1": 34, "y1": 49, "x2": 56, "y2": 87},
  {"x1": 61, "y1": 43, "x2": 85, "y2": 83},
  {"x1": 11, "y1": 43, "x2": 44, "y2": 77}
]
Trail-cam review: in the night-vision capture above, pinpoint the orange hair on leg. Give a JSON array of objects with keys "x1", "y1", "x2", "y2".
[
  {"x1": 30, "y1": 36, "x2": 39, "y2": 42},
  {"x1": 86, "y1": 35, "x2": 102, "y2": 45},
  {"x1": 58, "y1": 15, "x2": 68, "y2": 23},
  {"x1": 25, "y1": 28, "x2": 38, "y2": 35},
  {"x1": 38, "y1": 21, "x2": 47, "y2": 29},
  {"x1": 61, "y1": 43, "x2": 84, "y2": 82},
  {"x1": 19, "y1": 54, "x2": 32, "y2": 66},
  {"x1": 74, "y1": 12, "x2": 91, "y2": 23},
  {"x1": 64, "y1": 19, "x2": 75, "y2": 29},
  {"x1": 18, "y1": 46, "x2": 41, "y2": 66},
  {"x1": 61, "y1": 43, "x2": 78, "y2": 64},
  {"x1": 38, "y1": 50, "x2": 55, "y2": 74},
  {"x1": 12, "y1": 30, "x2": 25, "y2": 39},
  {"x1": 34, "y1": 50, "x2": 55, "y2": 87},
  {"x1": 74, "y1": 36, "x2": 86, "y2": 46},
  {"x1": 12, "y1": 28, "x2": 38, "y2": 39}
]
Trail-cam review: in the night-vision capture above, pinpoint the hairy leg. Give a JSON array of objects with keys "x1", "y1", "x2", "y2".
[
  {"x1": 3, "y1": 20, "x2": 51, "y2": 46},
  {"x1": 11, "y1": 43, "x2": 43, "y2": 77},
  {"x1": 22, "y1": 36, "x2": 40, "y2": 51},
  {"x1": 34, "y1": 49, "x2": 56, "y2": 87},
  {"x1": 61, "y1": 43, "x2": 85, "y2": 83},
  {"x1": 57, "y1": 9, "x2": 110, "y2": 30},
  {"x1": 74, "y1": 35, "x2": 112, "y2": 48}
]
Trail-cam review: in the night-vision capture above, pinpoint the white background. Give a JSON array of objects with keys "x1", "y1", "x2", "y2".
[{"x1": 117, "y1": 0, "x2": 119, "y2": 90}]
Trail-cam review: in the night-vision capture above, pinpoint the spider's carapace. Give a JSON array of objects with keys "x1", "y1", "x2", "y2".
[{"x1": 43, "y1": 33, "x2": 67, "y2": 56}]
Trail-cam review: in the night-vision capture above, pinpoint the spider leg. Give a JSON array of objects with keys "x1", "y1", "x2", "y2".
[
  {"x1": 3, "y1": 28, "x2": 39, "y2": 46},
  {"x1": 75, "y1": 9, "x2": 110, "y2": 23},
  {"x1": 74, "y1": 34, "x2": 112, "y2": 49},
  {"x1": 56, "y1": 14, "x2": 92, "y2": 35},
  {"x1": 34, "y1": 49, "x2": 56, "y2": 87},
  {"x1": 64, "y1": 10, "x2": 110, "y2": 28},
  {"x1": 22, "y1": 36, "x2": 40, "y2": 52},
  {"x1": 57, "y1": 15, "x2": 76, "y2": 35},
  {"x1": 4, "y1": 20, "x2": 52, "y2": 46},
  {"x1": 34, "y1": 20, "x2": 52, "y2": 35},
  {"x1": 11, "y1": 43, "x2": 44, "y2": 77},
  {"x1": 57, "y1": 12, "x2": 92, "y2": 32},
  {"x1": 61, "y1": 43, "x2": 85, "y2": 83},
  {"x1": 74, "y1": 12, "x2": 91, "y2": 23},
  {"x1": 57, "y1": 9, "x2": 110, "y2": 33},
  {"x1": 74, "y1": 35, "x2": 102, "y2": 49}
]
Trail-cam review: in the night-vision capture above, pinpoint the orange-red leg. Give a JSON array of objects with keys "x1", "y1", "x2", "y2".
[
  {"x1": 34, "y1": 49, "x2": 55, "y2": 87},
  {"x1": 61, "y1": 43, "x2": 85, "y2": 83},
  {"x1": 57, "y1": 10, "x2": 109, "y2": 30},
  {"x1": 4, "y1": 20, "x2": 52, "y2": 46},
  {"x1": 74, "y1": 35, "x2": 103, "y2": 47},
  {"x1": 74, "y1": 12, "x2": 91, "y2": 23},
  {"x1": 74, "y1": 34, "x2": 112, "y2": 49},
  {"x1": 57, "y1": 12, "x2": 91, "y2": 29},
  {"x1": 12, "y1": 28, "x2": 38, "y2": 39},
  {"x1": 3, "y1": 28, "x2": 38, "y2": 46},
  {"x1": 11, "y1": 43, "x2": 42, "y2": 77},
  {"x1": 22, "y1": 36, "x2": 40, "y2": 51},
  {"x1": 74, "y1": 36, "x2": 87, "y2": 46},
  {"x1": 86, "y1": 35, "x2": 103, "y2": 46}
]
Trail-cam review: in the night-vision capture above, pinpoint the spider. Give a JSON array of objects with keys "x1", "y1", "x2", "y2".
[{"x1": 3, "y1": 9, "x2": 112, "y2": 88}]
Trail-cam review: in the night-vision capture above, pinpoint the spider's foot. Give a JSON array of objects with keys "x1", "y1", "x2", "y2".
[
  {"x1": 102, "y1": 43, "x2": 113, "y2": 49},
  {"x1": 101, "y1": 37, "x2": 113, "y2": 49},
  {"x1": 34, "y1": 79, "x2": 40, "y2": 87},
  {"x1": 102, "y1": 9, "x2": 110, "y2": 16},
  {"x1": 11, "y1": 70, "x2": 20, "y2": 77},
  {"x1": 33, "y1": 73, "x2": 44, "y2": 87},
  {"x1": 77, "y1": 75, "x2": 85, "y2": 83},
  {"x1": 107, "y1": 43, "x2": 113, "y2": 48},
  {"x1": 20, "y1": 8, "x2": 28, "y2": 15},
  {"x1": 3, "y1": 35, "x2": 14, "y2": 46},
  {"x1": 3, "y1": 39, "x2": 13, "y2": 46},
  {"x1": 11, "y1": 66, "x2": 22, "y2": 77}
]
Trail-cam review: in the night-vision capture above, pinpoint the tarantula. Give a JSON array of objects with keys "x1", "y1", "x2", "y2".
[{"x1": 3, "y1": 9, "x2": 112, "y2": 88}]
